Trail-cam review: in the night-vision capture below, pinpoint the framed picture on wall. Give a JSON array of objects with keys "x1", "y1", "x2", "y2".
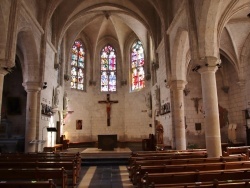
[{"x1": 76, "y1": 120, "x2": 82, "y2": 130}]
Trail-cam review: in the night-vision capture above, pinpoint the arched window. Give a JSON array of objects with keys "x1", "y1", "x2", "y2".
[
  {"x1": 131, "y1": 40, "x2": 145, "y2": 91},
  {"x1": 100, "y1": 44, "x2": 117, "y2": 92},
  {"x1": 70, "y1": 40, "x2": 85, "y2": 90}
]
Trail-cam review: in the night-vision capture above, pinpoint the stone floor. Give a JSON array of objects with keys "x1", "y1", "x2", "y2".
[
  {"x1": 65, "y1": 148, "x2": 135, "y2": 188},
  {"x1": 77, "y1": 165, "x2": 134, "y2": 188}
]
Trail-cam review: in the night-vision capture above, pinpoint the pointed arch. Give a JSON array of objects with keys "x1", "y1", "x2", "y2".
[
  {"x1": 16, "y1": 30, "x2": 39, "y2": 83},
  {"x1": 70, "y1": 40, "x2": 86, "y2": 90},
  {"x1": 171, "y1": 28, "x2": 189, "y2": 81},
  {"x1": 198, "y1": 0, "x2": 221, "y2": 59},
  {"x1": 100, "y1": 44, "x2": 117, "y2": 92},
  {"x1": 130, "y1": 39, "x2": 145, "y2": 91},
  {"x1": 0, "y1": 4, "x2": 7, "y2": 61}
]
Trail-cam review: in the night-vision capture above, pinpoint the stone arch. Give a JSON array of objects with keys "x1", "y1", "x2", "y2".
[
  {"x1": 124, "y1": 33, "x2": 141, "y2": 86},
  {"x1": 171, "y1": 28, "x2": 189, "y2": 81},
  {"x1": 16, "y1": 29, "x2": 40, "y2": 83},
  {"x1": 240, "y1": 32, "x2": 250, "y2": 82},
  {"x1": 219, "y1": 49, "x2": 240, "y2": 82},
  {"x1": 54, "y1": 3, "x2": 156, "y2": 61},
  {"x1": 95, "y1": 36, "x2": 121, "y2": 90},
  {"x1": 0, "y1": 4, "x2": 7, "y2": 63},
  {"x1": 197, "y1": 0, "x2": 221, "y2": 59},
  {"x1": 217, "y1": 2, "x2": 250, "y2": 82},
  {"x1": 65, "y1": 34, "x2": 92, "y2": 86}
]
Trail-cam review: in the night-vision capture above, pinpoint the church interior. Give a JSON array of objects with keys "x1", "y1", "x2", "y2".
[{"x1": 1, "y1": 0, "x2": 250, "y2": 187}]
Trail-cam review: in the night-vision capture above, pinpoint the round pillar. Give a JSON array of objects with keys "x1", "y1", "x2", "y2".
[
  {"x1": 199, "y1": 65, "x2": 222, "y2": 157},
  {"x1": 171, "y1": 80, "x2": 187, "y2": 150},
  {"x1": 23, "y1": 82, "x2": 41, "y2": 152},
  {"x1": 0, "y1": 68, "x2": 9, "y2": 120}
]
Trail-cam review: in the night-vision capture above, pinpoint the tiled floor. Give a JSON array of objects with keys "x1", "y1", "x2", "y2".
[
  {"x1": 65, "y1": 148, "x2": 135, "y2": 188},
  {"x1": 77, "y1": 165, "x2": 134, "y2": 188}
]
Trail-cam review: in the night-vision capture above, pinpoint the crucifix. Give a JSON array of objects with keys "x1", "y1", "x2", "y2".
[
  {"x1": 98, "y1": 94, "x2": 118, "y2": 126},
  {"x1": 191, "y1": 97, "x2": 202, "y2": 114}
]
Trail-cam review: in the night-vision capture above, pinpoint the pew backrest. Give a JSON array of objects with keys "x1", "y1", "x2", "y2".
[{"x1": 0, "y1": 168, "x2": 67, "y2": 188}]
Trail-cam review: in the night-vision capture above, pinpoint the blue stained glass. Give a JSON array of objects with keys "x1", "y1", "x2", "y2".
[
  {"x1": 131, "y1": 40, "x2": 145, "y2": 91},
  {"x1": 100, "y1": 44, "x2": 117, "y2": 92},
  {"x1": 71, "y1": 40, "x2": 85, "y2": 90}
]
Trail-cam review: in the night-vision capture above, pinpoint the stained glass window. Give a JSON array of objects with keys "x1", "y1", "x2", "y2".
[
  {"x1": 100, "y1": 45, "x2": 117, "y2": 92},
  {"x1": 70, "y1": 40, "x2": 85, "y2": 90},
  {"x1": 131, "y1": 40, "x2": 145, "y2": 91}
]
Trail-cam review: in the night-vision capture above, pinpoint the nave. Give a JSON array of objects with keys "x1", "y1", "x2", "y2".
[
  {"x1": 77, "y1": 165, "x2": 133, "y2": 188},
  {"x1": 1, "y1": 145, "x2": 250, "y2": 188}
]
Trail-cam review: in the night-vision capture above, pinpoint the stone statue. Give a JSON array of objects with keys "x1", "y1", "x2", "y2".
[
  {"x1": 63, "y1": 92, "x2": 69, "y2": 111},
  {"x1": 155, "y1": 85, "x2": 160, "y2": 109},
  {"x1": 53, "y1": 86, "x2": 60, "y2": 108},
  {"x1": 156, "y1": 124, "x2": 164, "y2": 144}
]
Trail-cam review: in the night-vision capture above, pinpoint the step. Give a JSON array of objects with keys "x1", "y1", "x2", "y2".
[{"x1": 81, "y1": 158, "x2": 129, "y2": 166}]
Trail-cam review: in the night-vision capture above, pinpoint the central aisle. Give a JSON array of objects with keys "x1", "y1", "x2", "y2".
[{"x1": 77, "y1": 165, "x2": 134, "y2": 188}]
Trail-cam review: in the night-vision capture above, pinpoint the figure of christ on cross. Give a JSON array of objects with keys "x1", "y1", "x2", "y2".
[{"x1": 98, "y1": 94, "x2": 118, "y2": 126}]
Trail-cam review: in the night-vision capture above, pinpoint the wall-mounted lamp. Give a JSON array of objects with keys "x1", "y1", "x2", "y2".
[{"x1": 42, "y1": 82, "x2": 47, "y2": 90}]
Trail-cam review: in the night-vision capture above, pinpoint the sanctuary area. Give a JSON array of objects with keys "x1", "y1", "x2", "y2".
[{"x1": 0, "y1": 0, "x2": 250, "y2": 159}]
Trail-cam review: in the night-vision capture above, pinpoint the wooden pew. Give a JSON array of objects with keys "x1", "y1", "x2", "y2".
[
  {"x1": 223, "y1": 146, "x2": 250, "y2": 158},
  {"x1": 0, "y1": 161, "x2": 78, "y2": 186},
  {"x1": 0, "y1": 168, "x2": 68, "y2": 188},
  {"x1": 0, "y1": 152, "x2": 81, "y2": 175},
  {"x1": 148, "y1": 179, "x2": 250, "y2": 188},
  {"x1": 128, "y1": 152, "x2": 208, "y2": 168},
  {"x1": 128, "y1": 155, "x2": 247, "y2": 180},
  {"x1": 131, "y1": 149, "x2": 207, "y2": 156},
  {"x1": 134, "y1": 161, "x2": 250, "y2": 186},
  {"x1": 141, "y1": 168, "x2": 250, "y2": 188},
  {"x1": 44, "y1": 144, "x2": 64, "y2": 152},
  {"x1": 0, "y1": 152, "x2": 81, "y2": 161},
  {"x1": 130, "y1": 151, "x2": 207, "y2": 158},
  {"x1": 0, "y1": 180, "x2": 57, "y2": 188}
]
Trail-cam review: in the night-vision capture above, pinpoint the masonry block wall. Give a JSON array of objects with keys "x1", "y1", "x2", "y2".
[{"x1": 62, "y1": 75, "x2": 152, "y2": 143}]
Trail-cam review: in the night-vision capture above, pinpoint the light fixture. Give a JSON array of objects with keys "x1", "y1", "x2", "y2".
[{"x1": 42, "y1": 82, "x2": 47, "y2": 90}]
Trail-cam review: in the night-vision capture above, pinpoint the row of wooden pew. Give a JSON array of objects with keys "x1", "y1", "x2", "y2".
[
  {"x1": 0, "y1": 152, "x2": 82, "y2": 188},
  {"x1": 127, "y1": 147, "x2": 250, "y2": 188}
]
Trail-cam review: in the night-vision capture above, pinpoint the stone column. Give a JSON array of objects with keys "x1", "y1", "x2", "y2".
[
  {"x1": 23, "y1": 82, "x2": 41, "y2": 152},
  {"x1": 0, "y1": 68, "x2": 9, "y2": 120},
  {"x1": 171, "y1": 80, "x2": 187, "y2": 150},
  {"x1": 199, "y1": 58, "x2": 222, "y2": 157}
]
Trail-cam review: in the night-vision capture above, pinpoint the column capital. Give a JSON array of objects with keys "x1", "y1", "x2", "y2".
[
  {"x1": 198, "y1": 65, "x2": 218, "y2": 74},
  {"x1": 204, "y1": 56, "x2": 220, "y2": 66},
  {"x1": 192, "y1": 56, "x2": 221, "y2": 74},
  {"x1": 0, "y1": 68, "x2": 10, "y2": 76},
  {"x1": 22, "y1": 82, "x2": 41, "y2": 92},
  {"x1": 170, "y1": 80, "x2": 187, "y2": 90}
]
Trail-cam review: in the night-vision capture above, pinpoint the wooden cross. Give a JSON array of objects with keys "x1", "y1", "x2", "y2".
[
  {"x1": 191, "y1": 97, "x2": 202, "y2": 114},
  {"x1": 98, "y1": 94, "x2": 118, "y2": 126}
]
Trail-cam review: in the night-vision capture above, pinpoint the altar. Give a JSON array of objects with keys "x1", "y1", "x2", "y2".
[{"x1": 98, "y1": 134, "x2": 117, "y2": 151}]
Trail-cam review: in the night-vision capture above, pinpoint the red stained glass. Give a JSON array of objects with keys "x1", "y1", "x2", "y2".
[
  {"x1": 131, "y1": 40, "x2": 145, "y2": 91},
  {"x1": 70, "y1": 40, "x2": 85, "y2": 90},
  {"x1": 100, "y1": 44, "x2": 117, "y2": 92}
]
